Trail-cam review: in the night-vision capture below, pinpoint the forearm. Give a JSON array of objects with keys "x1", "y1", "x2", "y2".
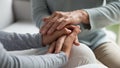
[
  {"x1": 84, "y1": 1, "x2": 120, "y2": 29},
  {"x1": 31, "y1": 0, "x2": 50, "y2": 28},
  {"x1": 0, "y1": 43, "x2": 68, "y2": 68},
  {"x1": 0, "y1": 31, "x2": 43, "y2": 51}
]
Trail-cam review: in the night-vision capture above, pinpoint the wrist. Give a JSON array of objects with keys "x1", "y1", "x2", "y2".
[
  {"x1": 64, "y1": 51, "x2": 70, "y2": 58},
  {"x1": 62, "y1": 47, "x2": 71, "y2": 58},
  {"x1": 77, "y1": 10, "x2": 89, "y2": 24}
]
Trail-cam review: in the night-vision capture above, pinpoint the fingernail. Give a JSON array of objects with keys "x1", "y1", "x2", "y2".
[
  {"x1": 66, "y1": 29, "x2": 71, "y2": 34},
  {"x1": 68, "y1": 30, "x2": 72, "y2": 33}
]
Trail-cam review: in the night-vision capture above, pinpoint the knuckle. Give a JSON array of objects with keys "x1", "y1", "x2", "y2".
[
  {"x1": 54, "y1": 11, "x2": 59, "y2": 14},
  {"x1": 60, "y1": 18, "x2": 64, "y2": 20},
  {"x1": 57, "y1": 20, "x2": 61, "y2": 23},
  {"x1": 48, "y1": 21, "x2": 52, "y2": 24}
]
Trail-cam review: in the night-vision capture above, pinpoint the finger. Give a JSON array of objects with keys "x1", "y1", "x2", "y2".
[
  {"x1": 66, "y1": 25, "x2": 80, "y2": 41},
  {"x1": 73, "y1": 25, "x2": 81, "y2": 34},
  {"x1": 48, "y1": 11, "x2": 61, "y2": 22},
  {"x1": 73, "y1": 36, "x2": 80, "y2": 46},
  {"x1": 40, "y1": 17, "x2": 50, "y2": 33},
  {"x1": 40, "y1": 19, "x2": 49, "y2": 33},
  {"x1": 62, "y1": 33, "x2": 76, "y2": 56},
  {"x1": 48, "y1": 17, "x2": 64, "y2": 34},
  {"x1": 47, "y1": 14, "x2": 62, "y2": 34},
  {"x1": 47, "y1": 42, "x2": 56, "y2": 53},
  {"x1": 41, "y1": 21, "x2": 54, "y2": 35},
  {"x1": 49, "y1": 12, "x2": 57, "y2": 19},
  {"x1": 41, "y1": 12, "x2": 58, "y2": 34},
  {"x1": 42, "y1": 28, "x2": 72, "y2": 45},
  {"x1": 54, "y1": 28, "x2": 71, "y2": 37},
  {"x1": 66, "y1": 25, "x2": 81, "y2": 34},
  {"x1": 55, "y1": 35, "x2": 66, "y2": 53},
  {"x1": 74, "y1": 25, "x2": 80, "y2": 28},
  {"x1": 40, "y1": 23, "x2": 47, "y2": 33},
  {"x1": 49, "y1": 12, "x2": 62, "y2": 23},
  {"x1": 67, "y1": 31, "x2": 77, "y2": 42},
  {"x1": 57, "y1": 19, "x2": 70, "y2": 30},
  {"x1": 43, "y1": 16, "x2": 50, "y2": 23},
  {"x1": 51, "y1": 28, "x2": 71, "y2": 42}
]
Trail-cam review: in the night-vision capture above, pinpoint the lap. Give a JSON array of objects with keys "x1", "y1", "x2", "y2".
[
  {"x1": 94, "y1": 42, "x2": 120, "y2": 68},
  {"x1": 63, "y1": 43, "x2": 96, "y2": 68}
]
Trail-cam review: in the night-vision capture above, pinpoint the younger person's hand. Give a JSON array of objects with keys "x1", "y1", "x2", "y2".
[
  {"x1": 47, "y1": 35, "x2": 66, "y2": 53},
  {"x1": 47, "y1": 25, "x2": 81, "y2": 58},
  {"x1": 42, "y1": 28, "x2": 71, "y2": 46},
  {"x1": 62, "y1": 25, "x2": 81, "y2": 57},
  {"x1": 42, "y1": 25, "x2": 80, "y2": 46}
]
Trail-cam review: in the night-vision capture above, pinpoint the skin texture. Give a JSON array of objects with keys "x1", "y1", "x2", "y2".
[
  {"x1": 40, "y1": 10, "x2": 89, "y2": 35},
  {"x1": 47, "y1": 25, "x2": 81, "y2": 58},
  {"x1": 42, "y1": 27, "x2": 72, "y2": 45},
  {"x1": 41, "y1": 10, "x2": 87, "y2": 55},
  {"x1": 42, "y1": 25, "x2": 80, "y2": 46}
]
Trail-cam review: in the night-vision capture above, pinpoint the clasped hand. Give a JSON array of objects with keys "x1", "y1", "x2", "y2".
[{"x1": 41, "y1": 11, "x2": 82, "y2": 57}]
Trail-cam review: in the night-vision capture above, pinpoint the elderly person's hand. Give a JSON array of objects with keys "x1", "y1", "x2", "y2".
[
  {"x1": 47, "y1": 25, "x2": 81, "y2": 58},
  {"x1": 40, "y1": 10, "x2": 89, "y2": 35}
]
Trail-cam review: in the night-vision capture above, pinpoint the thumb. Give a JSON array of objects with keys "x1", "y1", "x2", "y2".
[{"x1": 74, "y1": 36, "x2": 80, "y2": 46}]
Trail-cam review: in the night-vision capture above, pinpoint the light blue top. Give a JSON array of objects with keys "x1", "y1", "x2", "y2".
[
  {"x1": 0, "y1": 31, "x2": 67, "y2": 68},
  {"x1": 32, "y1": 0, "x2": 120, "y2": 49}
]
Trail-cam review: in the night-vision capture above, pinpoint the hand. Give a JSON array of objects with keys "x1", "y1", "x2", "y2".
[
  {"x1": 61, "y1": 25, "x2": 81, "y2": 57},
  {"x1": 40, "y1": 10, "x2": 89, "y2": 35},
  {"x1": 42, "y1": 27, "x2": 71, "y2": 45},
  {"x1": 47, "y1": 35, "x2": 66, "y2": 53},
  {"x1": 47, "y1": 25, "x2": 81, "y2": 58},
  {"x1": 42, "y1": 25, "x2": 80, "y2": 46}
]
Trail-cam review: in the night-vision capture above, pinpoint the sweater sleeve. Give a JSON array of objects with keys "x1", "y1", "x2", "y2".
[
  {"x1": 0, "y1": 31, "x2": 43, "y2": 51},
  {"x1": 0, "y1": 43, "x2": 68, "y2": 68},
  {"x1": 84, "y1": 1, "x2": 120, "y2": 30},
  {"x1": 31, "y1": 0, "x2": 50, "y2": 28}
]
